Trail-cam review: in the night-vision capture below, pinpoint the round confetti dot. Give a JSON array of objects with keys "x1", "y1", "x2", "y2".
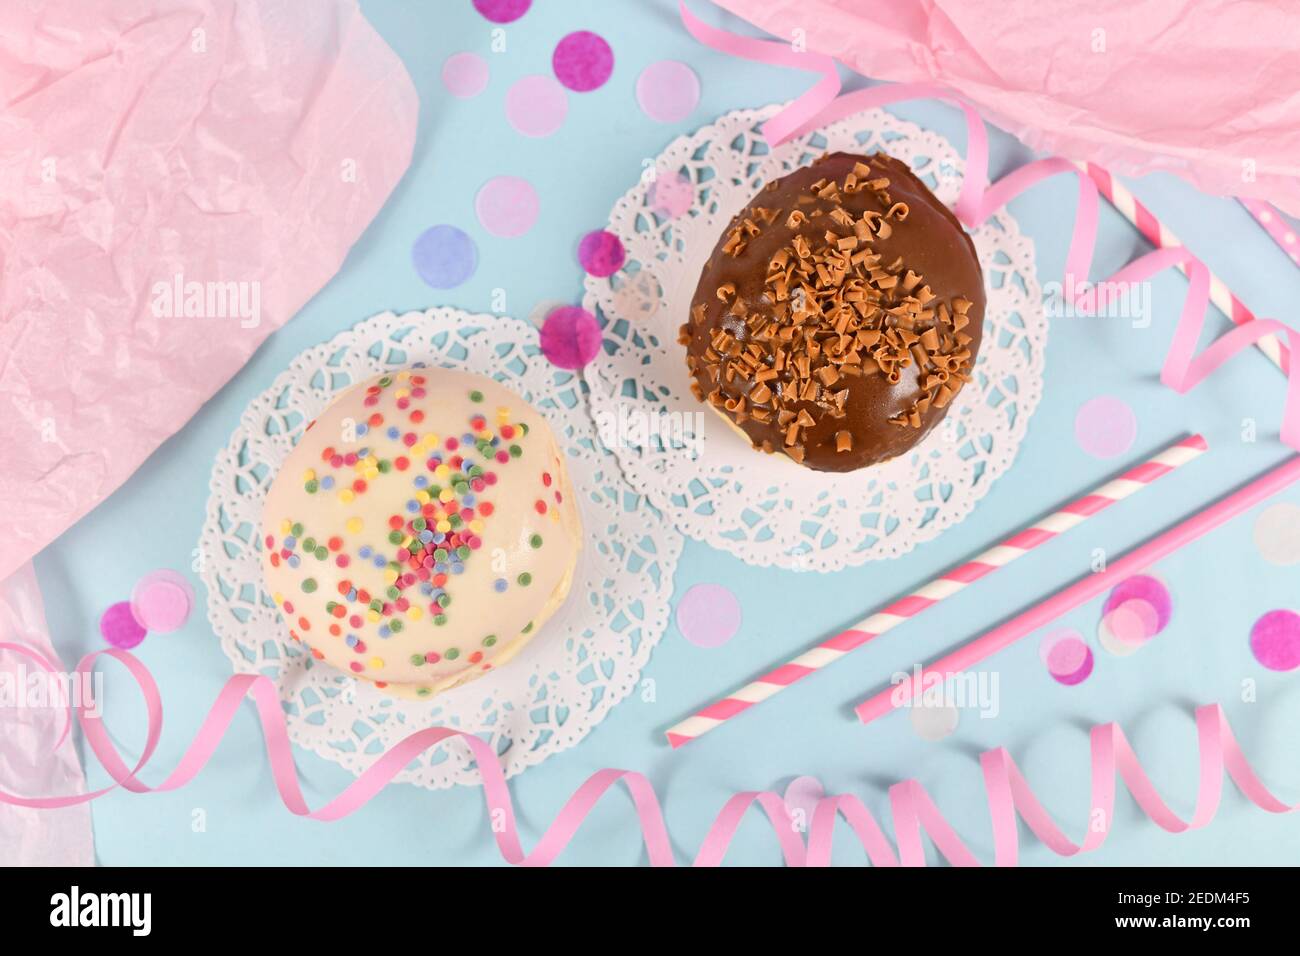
[
  {"x1": 783, "y1": 775, "x2": 824, "y2": 827},
  {"x1": 675, "y1": 583, "x2": 741, "y2": 648},
  {"x1": 1039, "y1": 629, "x2": 1094, "y2": 684},
  {"x1": 441, "y1": 52, "x2": 489, "y2": 98},
  {"x1": 1074, "y1": 395, "x2": 1137, "y2": 459},
  {"x1": 412, "y1": 225, "x2": 477, "y2": 289},
  {"x1": 1250, "y1": 610, "x2": 1300, "y2": 671},
  {"x1": 1102, "y1": 575, "x2": 1171, "y2": 632},
  {"x1": 475, "y1": 176, "x2": 539, "y2": 238},
  {"x1": 577, "y1": 230, "x2": 625, "y2": 277},
  {"x1": 1253, "y1": 502, "x2": 1300, "y2": 565},
  {"x1": 551, "y1": 31, "x2": 613, "y2": 92},
  {"x1": 505, "y1": 75, "x2": 567, "y2": 138},
  {"x1": 647, "y1": 171, "x2": 693, "y2": 219},
  {"x1": 540, "y1": 305, "x2": 601, "y2": 370},
  {"x1": 910, "y1": 700, "x2": 960, "y2": 740},
  {"x1": 1104, "y1": 599, "x2": 1159, "y2": 647},
  {"x1": 472, "y1": 0, "x2": 530, "y2": 23},
  {"x1": 130, "y1": 570, "x2": 194, "y2": 634},
  {"x1": 100, "y1": 601, "x2": 147, "y2": 650},
  {"x1": 636, "y1": 60, "x2": 700, "y2": 123}
]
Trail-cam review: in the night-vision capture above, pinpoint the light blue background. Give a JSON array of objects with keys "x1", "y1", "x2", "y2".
[{"x1": 34, "y1": 0, "x2": 1300, "y2": 865}]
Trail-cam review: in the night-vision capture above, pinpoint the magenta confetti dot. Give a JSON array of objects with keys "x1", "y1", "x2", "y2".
[
  {"x1": 1040, "y1": 629, "x2": 1094, "y2": 685},
  {"x1": 472, "y1": 0, "x2": 530, "y2": 23},
  {"x1": 1103, "y1": 575, "x2": 1171, "y2": 632},
  {"x1": 552, "y1": 31, "x2": 613, "y2": 92},
  {"x1": 539, "y1": 306, "x2": 601, "y2": 370},
  {"x1": 675, "y1": 583, "x2": 742, "y2": 648},
  {"x1": 505, "y1": 74, "x2": 568, "y2": 138},
  {"x1": 1074, "y1": 395, "x2": 1137, "y2": 459},
  {"x1": 100, "y1": 601, "x2": 147, "y2": 650},
  {"x1": 1250, "y1": 610, "x2": 1300, "y2": 671},
  {"x1": 636, "y1": 60, "x2": 700, "y2": 123},
  {"x1": 130, "y1": 569, "x2": 194, "y2": 634},
  {"x1": 441, "y1": 52, "x2": 489, "y2": 98},
  {"x1": 577, "y1": 230, "x2": 625, "y2": 277},
  {"x1": 475, "y1": 176, "x2": 539, "y2": 238},
  {"x1": 648, "y1": 171, "x2": 693, "y2": 219}
]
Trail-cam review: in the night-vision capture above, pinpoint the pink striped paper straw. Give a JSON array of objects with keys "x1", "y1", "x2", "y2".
[
  {"x1": 664, "y1": 434, "x2": 1209, "y2": 748},
  {"x1": 1239, "y1": 198, "x2": 1300, "y2": 269},
  {"x1": 1074, "y1": 161, "x2": 1288, "y2": 373},
  {"x1": 856, "y1": 450, "x2": 1300, "y2": 725}
]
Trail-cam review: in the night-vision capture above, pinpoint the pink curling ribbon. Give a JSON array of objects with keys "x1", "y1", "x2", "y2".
[
  {"x1": 1, "y1": 644, "x2": 1296, "y2": 866},
  {"x1": 679, "y1": 2, "x2": 1300, "y2": 450}
]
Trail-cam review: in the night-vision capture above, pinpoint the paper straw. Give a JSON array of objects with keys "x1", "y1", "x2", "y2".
[
  {"x1": 855, "y1": 451, "x2": 1300, "y2": 725},
  {"x1": 664, "y1": 434, "x2": 1209, "y2": 748},
  {"x1": 1075, "y1": 161, "x2": 1288, "y2": 373},
  {"x1": 1239, "y1": 198, "x2": 1300, "y2": 269}
]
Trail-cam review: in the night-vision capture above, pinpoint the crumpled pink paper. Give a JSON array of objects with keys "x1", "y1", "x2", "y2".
[
  {"x1": 0, "y1": 563, "x2": 94, "y2": 866},
  {"x1": 714, "y1": 0, "x2": 1300, "y2": 216},
  {"x1": 0, "y1": 0, "x2": 417, "y2": 581}
]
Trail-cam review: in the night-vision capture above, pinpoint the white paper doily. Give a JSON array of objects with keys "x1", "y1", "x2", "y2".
[
  {"x1": 199, "y1": 309, "x2": 682, "y2": 789},
  {"x1": 583, "y1": 105, "x2": 1045, "y2": 571}
]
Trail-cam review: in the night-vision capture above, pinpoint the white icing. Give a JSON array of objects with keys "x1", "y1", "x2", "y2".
[{"x1": 261, "y1": 368, "x2": 582, "y2": 696}]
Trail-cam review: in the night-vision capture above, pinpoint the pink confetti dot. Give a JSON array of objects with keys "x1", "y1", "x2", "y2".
[
  {"x1": 130, "y1": 569, "x2": 194, "y2": 634},
  {"x1": 675, "y1": 583, "x2": 742, "y2": 648},
  {"x1": 1039, "y1": 629, "x2": 1094, "y2": 685},
  {"x1": 636, "y1": 60, "x2": 700, "y2": 123},
  {"x1": 577, "y1": 230, "x2": 625, "y2": 277},
  {"x1": 783, "y1": 775, "x2": 824, "y2": 826},
  {"x1": 100, "y1": 601, "x2": 147, "y2": 649},
  {"x1": 1103, "y1": 575, "x2": 1171, "y2": 631},
  {"x1": 441, "y1": 52, "x2": 489, "y2": 98},
  {"x1": 647, "y1": 171, "x2": 693, "y2": 219},
  {"x1": 539, "y1": 306, "x2": 601, "y2": 370},
  {"x1": 472, "y1": 0, "x2": 530, "y2": 23},
  {"x1": 1250, "y1": 610, "x2": 1300, "y2": 671},
  {"x1": 505, "y1": 75, "x2": 568, "y2": 138},
  {"x1": 1106, "y1": 599, "x2": 1159, "y2": 646},
  {"x1": 552, "y1": 31, "x2": 613, "y2": 92},
  {"x1": 1074, "y1": 395, "x2": 1137, "y2": 459},
  {"x1": 475, "y1": 176, "x2": 539, "y2": 238}
]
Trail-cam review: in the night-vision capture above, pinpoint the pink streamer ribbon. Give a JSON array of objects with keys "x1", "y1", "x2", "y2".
[
  {"x1": 679, "y1": 2, "x2": 1300, "y2": 449},
  {"x1": 1, "y1": 645, "x2": 1296, "y2": 866}
]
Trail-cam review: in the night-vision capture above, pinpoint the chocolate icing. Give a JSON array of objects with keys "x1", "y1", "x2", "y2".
[{"x1": 681, "y1": 152, "x2": 985, "y2": 472}]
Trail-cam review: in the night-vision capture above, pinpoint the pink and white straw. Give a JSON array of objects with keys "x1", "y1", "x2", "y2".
[
  {"x1": 1075, "y1": 161, "x2": 1288, "y2": 373},
  {"x1": 1239, "y1": 198, "x2": 1300, "y2": 269},
  {"x1": 665, "y1": 434, "x2": 1209, "y2": 748}
]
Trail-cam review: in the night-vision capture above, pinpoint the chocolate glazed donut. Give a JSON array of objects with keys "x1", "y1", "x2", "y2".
[{"x1": 680, "y1": 152, "x2": 985, "y2": 472}]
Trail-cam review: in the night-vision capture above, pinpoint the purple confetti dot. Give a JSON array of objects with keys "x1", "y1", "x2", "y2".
[
  {"x1": 577, "y1": 230, "x2": 625, "y2": 277},
  {"x1": 475, "y1": 176, "x2": 539, "y2": 238},
  {"x1": 552, "y1": 31, "x2": 613, "y2": 92},
  {"x1": 472, "y1": 0, "x2": 530, "y2": 24},
  {"x1": 1103, "y1": 574, "x2": 1171, "y2": 632},
  {"x1": 675, "y1": 583, "x2": 742, "y2": 648},
  {"x1": 636, "y1": 60, "x2": 700, "y2": 123},
  {"x1": 1250, "y1": 610, "x2": 1300, "y2": 671},
  {"x1": 412, "y1": 225, "x2": 477, "y2": 289},
  {"x1": 539, "y1": 306, "x2": 601, "y2": 370},
  {"x1": 441, "y1": 52, "x2": 489, "y2": 98},
  {"x1": 1074, "y1": 395, "x2": 1137, "y2": 459},
  {"x1": 505, "y1": 75, "x2": 568, "y2": 138},
  {"x1": 100, "y1": 601, "x2": 147, "y2": 650}
]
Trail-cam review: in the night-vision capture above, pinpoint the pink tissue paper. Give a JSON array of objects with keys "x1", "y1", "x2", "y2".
[
  {"x1": 0, "y1": 0, "x2": 418, "y2": 580},
  {"x1": 0, "y1": 562, "x2": 94, "y2": 866},
  {"x1": 715, "y1": 0, "x2": 1300, "y2": 215}
]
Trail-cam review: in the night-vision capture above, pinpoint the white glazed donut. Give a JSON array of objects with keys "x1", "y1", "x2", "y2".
[{"x1": 261, "y1": 368, "x2": 581, "y2": 698}]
